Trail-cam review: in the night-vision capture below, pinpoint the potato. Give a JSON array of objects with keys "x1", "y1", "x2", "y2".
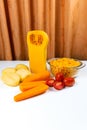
[
  {"x1": 1, "y1": 73, "x2": 20, "y2": 86},
  {"x1": 16, "y1": 68, "x2": 31, "y2": 81},
  {"x1": 1, "y1": 64, "x2": 31, "y2": 86},
  {"x1": 2, "y1": 67, "x2": 16, "y2": 75},
  {"x1": 15, "y1": 64, "x2": 29, "y2": 70}
]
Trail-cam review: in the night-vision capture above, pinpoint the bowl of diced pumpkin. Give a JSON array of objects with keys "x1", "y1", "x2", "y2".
[{"x1": 48, "y1": 57, "x2": 85, "y2": 77}]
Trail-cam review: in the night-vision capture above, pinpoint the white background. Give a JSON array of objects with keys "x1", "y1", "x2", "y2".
[{"x1": 0, "y1": 61, "x2": 87, "y2": 130}]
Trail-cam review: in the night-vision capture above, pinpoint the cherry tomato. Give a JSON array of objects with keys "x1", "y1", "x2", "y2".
[
  {"x1": 55, "y1": 72, "x2": 64, "y2": 82},
  {"x1": 53, "y1": 81, "x2": 65, "y2": 90},
  {"x1": 63, "y1": 77, "x2": 75, "y2": 87},
  {"x1": 46, "y1": 78, "x2": 55, "y2": 87}
]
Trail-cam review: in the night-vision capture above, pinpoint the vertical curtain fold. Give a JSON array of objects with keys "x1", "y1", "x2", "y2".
[
  {"x1": 55, "y1": 0, "x2": 64, "y2": 57},
  {"x1": 64, "y1": 0, "x2": 87, "y2": 59},
  {"x1": 0, "y1": 0, "x2": 12, "y2": 60}
]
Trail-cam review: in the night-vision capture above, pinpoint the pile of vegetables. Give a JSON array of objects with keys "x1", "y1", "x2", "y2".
[
  {"x1": 1, "y1": 30, "x2": 76, "y2": 102},
  {"x1": 14, "y1": 71, "x2": 75, "y2": 102},
  {"x1": 1, "y1": 64, "x2": 75, "y2": 102}
]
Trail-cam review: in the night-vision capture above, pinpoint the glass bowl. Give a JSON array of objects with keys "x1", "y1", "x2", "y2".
[{"x1": 48, "y1": 58, "x2": 85, "y2": 77}]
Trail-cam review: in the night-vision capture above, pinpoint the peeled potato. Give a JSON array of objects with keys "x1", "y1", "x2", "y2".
[
  {"x1": 1, "y1": 64, "x2": 31, "y2": 86},
  {"x1": 15, "y1": 64, "x2": 29, "y2": 70},
  {"x1": 2, "y1": 67, "x2": 16, "y2": 75},
  {"x1": 16, "y1": 68, "x2": 31, "y2": 81},
  {"x1": 1, "y1": 73, "x2": 20, "y2": 86}
]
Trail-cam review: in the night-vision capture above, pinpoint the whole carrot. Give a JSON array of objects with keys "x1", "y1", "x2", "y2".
[
  {"x1": 19, "y1": 81, "x2": 46, "y2": 91},
  {"x1": 22, "y1": 70, "x2": 50, "y2": 83},
  {"x1": 14, "y1": 83, "x2": 48, "y2": 102}
]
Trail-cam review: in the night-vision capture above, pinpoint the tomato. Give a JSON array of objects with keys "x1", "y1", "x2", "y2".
[
  {"x1": 53, "y1": 81, "x2": 65, "y2": 90},
  {"x1": 46, "y1": 78, "x2": 55, "y2": 87},
  {"x1": 63, "y1": 77, "x2": 75, "y2": 87},
  {"x1": 55, "y1": 72, "x2": 64, "y2": 82}
]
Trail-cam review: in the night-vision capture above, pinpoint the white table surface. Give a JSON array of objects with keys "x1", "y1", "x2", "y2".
[{"x1": 0, "y1": 60, "x2": 87, "y2": 130}]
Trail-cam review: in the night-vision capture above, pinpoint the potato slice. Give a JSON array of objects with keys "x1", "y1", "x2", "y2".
[
  {"x1": 2, "y1": 67, "x2": 16, "y2": 75},
  {"x1": 1, "y1": 73, "x2": 20, "y2": 86},
  {"x1": 16, "y1": 68, "x2": 31, "y2": 81},
  {"x1": 15, "y1": 64, "x2": 29, "y2": 70}
]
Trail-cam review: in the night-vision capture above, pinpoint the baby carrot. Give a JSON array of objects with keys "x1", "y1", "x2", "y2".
[
  {"x1": 14, "y1": 83, "x2": 48, "y2": 102},
  {"x1": 22, "y1": 70, "x2": 50, "y2": 83},
  {"x1": 19, "y1": 81, "x2": 46, "y2": 91}
]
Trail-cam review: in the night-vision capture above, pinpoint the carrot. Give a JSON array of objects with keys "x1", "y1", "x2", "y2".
[
  {"x1": 19, "y1": 81, "x2": 46, "y2": 91},
  {"x1": 22, "y1": 70, "x2": 50, "y2": 83},
  {"x1": 14, "y1": 83, "x2": 48, "y2": 102}
]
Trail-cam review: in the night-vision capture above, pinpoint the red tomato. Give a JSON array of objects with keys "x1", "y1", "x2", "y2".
[
  {"x1": 46, "y1": 78, "x2": 55, "y2": 87},
  {"x1": 55, "y1": 72, "x2": 64, "y2": 82},
  {"x1": 53, "y1": 81, "x2": 65, "y2": 90},
  {"x1": 63, "y1": 77, "x2": 75, "y2": 87}
]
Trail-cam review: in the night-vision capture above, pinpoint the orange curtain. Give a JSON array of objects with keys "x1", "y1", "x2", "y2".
[
  {"x1": 64, "y1": 0, "x2": 87, "y2": 60},
  {"x1": 0, "y1": 0, "x2": 87, "y2": 60}
]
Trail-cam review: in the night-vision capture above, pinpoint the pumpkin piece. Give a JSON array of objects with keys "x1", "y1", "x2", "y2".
[{"x1": 27, "y1": 30, "x2": 49, "y2": 73}]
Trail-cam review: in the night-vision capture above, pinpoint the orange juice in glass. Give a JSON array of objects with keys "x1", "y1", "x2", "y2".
[{"x1": 27, "y1": 30, "x2": 49, "y2": 73}]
